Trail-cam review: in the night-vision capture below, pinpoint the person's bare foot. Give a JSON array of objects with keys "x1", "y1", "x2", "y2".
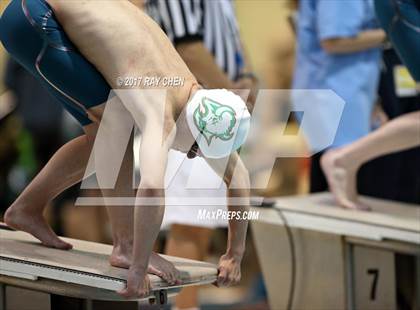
[
  {"x1": 148, "y1": 252, "x2": 182, "y2": 285},
  {"x1": 109, "y1": 244, "x2": 132, "y2": 269},
  {"x1": 109, "y1": 246, "x2": 182, "y2": 285},
  {"x1": 4, "y1": 205, "x2": 73, "y2": 249},
  {"x1": 321, "y1": 149, "x2": 370, "y2": 211}
]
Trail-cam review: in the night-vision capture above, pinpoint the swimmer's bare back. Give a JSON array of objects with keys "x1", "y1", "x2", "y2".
[{"x1": 46, "y1": 0, "x2": 196, "y2": 109}]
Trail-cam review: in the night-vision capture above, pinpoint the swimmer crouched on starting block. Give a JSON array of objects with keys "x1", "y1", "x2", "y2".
[{"x1": 0, "y1": 0, "x2": 251, "y2": 298}]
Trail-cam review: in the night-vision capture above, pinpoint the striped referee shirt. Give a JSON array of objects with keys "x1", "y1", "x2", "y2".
[{"x1": 146, "y1": 0, "x2": 244, "y2": 81}]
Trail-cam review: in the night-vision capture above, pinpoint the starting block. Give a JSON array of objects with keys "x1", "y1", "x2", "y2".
[
  {"x1": 252, "y1": 192, "x2": 420, "y2": 310},
  {"x1": 0, "y1": 228, "x2": 217, "y2": 310}
]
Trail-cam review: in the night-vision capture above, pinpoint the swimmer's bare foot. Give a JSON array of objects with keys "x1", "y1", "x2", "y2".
[
  {"x1": 109, "y1": 244, "x2": 132, "y2": 269},
  {"x1": 109, "y1": 246, "x2": 181, "y2": 285},
  {"x1": 149, "y1": 252, "x2": 182, "y2": 285},
  {"x1": 4, "y1": 205, "x2": 73, "y2": 249},
  {"x1": 321, "y1": 149, "x2": 370, "y2": 211}
]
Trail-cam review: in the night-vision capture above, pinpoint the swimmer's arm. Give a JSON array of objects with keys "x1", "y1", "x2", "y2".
[
  {"x1": 223, "y1": 153, "x2": 250, "y2": 260},
  {"x1": 321, "y1": 29, "x2": 386, "y2": 54},
  {"x1": 130, "y1": 123, "x2": 174, "y2": 275},
  {"x1": 120, "y1": 124, "x2": 172, "y2": 297},
  {"x1": 205, "y1": 153, "x2": 249, "y2": 286},
  {"x1": 206, "y1": 153, "x2": 250, "y2": 259}
]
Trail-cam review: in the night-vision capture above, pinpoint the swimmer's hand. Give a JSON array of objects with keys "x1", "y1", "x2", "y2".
[
  {"x1": 118, "y1": 267, "x2": 151, "y2": 299},
  {"x1": 215, "y1": 253, "x2": 242, "y2": 287}
]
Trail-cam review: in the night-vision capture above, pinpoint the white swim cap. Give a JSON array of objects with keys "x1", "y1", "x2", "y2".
[{"x1": 186, "y1": 89, "x2": 251, "y2": 158}]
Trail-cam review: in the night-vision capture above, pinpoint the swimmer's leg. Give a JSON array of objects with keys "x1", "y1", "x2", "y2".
[
  {"x1": 5, "y1": 121, "x2": 100, "y2": 249},
  {"x1": 321, "y1": 111, "x2": 420, "y2": 210}
]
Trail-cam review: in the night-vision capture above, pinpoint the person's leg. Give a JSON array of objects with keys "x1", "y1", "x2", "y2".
[
  {"x1": 321, "y1": 111, "x2": 420, "y2": 209},
  {"x1": 5, "y1": 102, "x2": 180, "y2": 281},
  {"x1": 98, "y1": 127, "x2": 137, "y2": 269},
  {"x1": 1, "y1": 0, "x2": 107, "y2": 247},
  {"x1": 321, "y1": 0, "x2": 420, "y2": 210},
  {"x1": 5, "y1": 122, "x2": 98, "y2": 249},
  {"x1": 2, "y1": 0, "x2": 181, "y2": 280},
  {"x1": 165, "y1": 224, "x2": 213, "y2": 309},
  {"x1": 2, "y1": 0, "x2": 120, "y2": 251}
]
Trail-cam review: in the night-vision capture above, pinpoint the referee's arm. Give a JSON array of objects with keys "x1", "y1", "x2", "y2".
[
  {"x1": 177, "y1": 42, "x2": 235, "y2": 89},
  {"x1": 160, "y1": 0, "x2": 235, "y2": 89}
]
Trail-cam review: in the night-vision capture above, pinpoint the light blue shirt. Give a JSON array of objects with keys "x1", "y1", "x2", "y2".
[{"x1": 293, "y1": 0, "x2": 382, "y2": 149}]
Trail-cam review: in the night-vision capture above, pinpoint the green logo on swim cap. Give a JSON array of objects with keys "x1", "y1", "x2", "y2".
[{"x1": 193, "y1": 97, "x2": 237, "y2": 146}]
